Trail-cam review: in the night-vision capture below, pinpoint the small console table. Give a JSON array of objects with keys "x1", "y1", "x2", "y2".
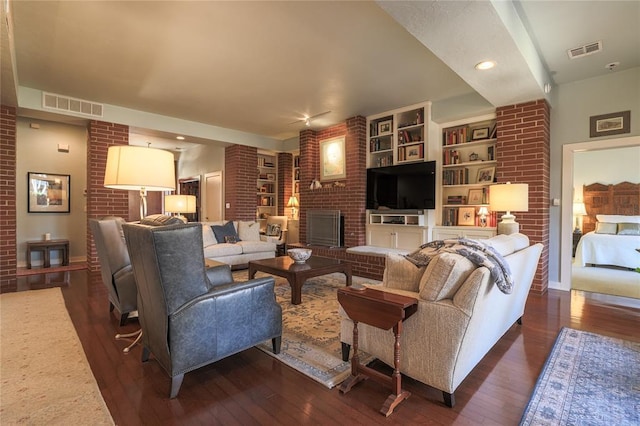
[
  {"x1": 338, "y1": 286, "x2": 418, "y2": 417},
  {"x1": 26, "y1": 239, "x2": 69, "y2": 269}
]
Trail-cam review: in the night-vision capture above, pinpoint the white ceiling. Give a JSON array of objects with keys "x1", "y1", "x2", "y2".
[{"x1": 2, "y1": 1, "x2": 639, "y2": 149}]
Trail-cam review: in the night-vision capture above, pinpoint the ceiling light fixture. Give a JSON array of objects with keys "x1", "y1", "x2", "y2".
[
  {"x1": 305, "y1": 118, "x2": 311, "y2": 127},
  {"x1": 176, "y1": 136, "x2": 185, "y2": 140},
  {"x1": 475, "y1": 60, "x2": 496, "y2": 70}
]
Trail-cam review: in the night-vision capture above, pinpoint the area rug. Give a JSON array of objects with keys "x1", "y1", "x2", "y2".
[
  {"x1": 0, "y1": 288, "x2": 114, "y2": 425},
  {"x1": 235, "y1": 271, "x2": 378, "y2": 389},
  {"x1": 520, "y1": 327, "x2": 640, "y2": 425}
]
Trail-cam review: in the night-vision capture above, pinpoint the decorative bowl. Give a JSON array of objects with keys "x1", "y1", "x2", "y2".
[{"x1": 287, "y1": 248, "x2": 312, "y2": 263}]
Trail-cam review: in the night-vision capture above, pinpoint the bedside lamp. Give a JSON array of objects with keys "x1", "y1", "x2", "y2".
[
  {"x1": 104, "y1": 145, "x2": 176, "y2": 220},
  {"x1": 287, "y1": 196, "x2": 299, "y2": 220},
  {"x1": 165, "y1": 194, "x2": 197, "y2": 223},
  {"x1": 573, "y1": 202, "x2": 587, "y2": 233},
  {"x1": 489, "y1": 182, "x2": 528, "y2": 235}
]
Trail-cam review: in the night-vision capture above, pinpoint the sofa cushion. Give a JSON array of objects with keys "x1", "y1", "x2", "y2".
[
  {"x1": 419, "y1": 252, "x2": 476, "y2": 301},
  {"x1": 383, "y1": 253, "x2": 425, "y2": 292},
  {"x1": 481, "y1": 234, "x2": 515, "y2": 257},
  {"x1": 204, "y1": 243, "x2": 243, "y2": 258},
  {"x1": 238, "y1": 240, "x2": 276, "y2": 254},
  {"x1": 212, "y1": 221, "x2": 239, "y2": 243},
  {"x1": 238, "y1": 221, "x2": 261, "y2": 241},
  {"x1": 202, "y1": 224, "x2": 217, "y2": 247}
]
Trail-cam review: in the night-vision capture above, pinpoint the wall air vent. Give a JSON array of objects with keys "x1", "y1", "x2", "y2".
[
  {"x1": 42, "y1": 92, "x2": 104, "y2": 117},
  {"x1": 567, "y1": 41, "x2": 602, "y2": 60}
]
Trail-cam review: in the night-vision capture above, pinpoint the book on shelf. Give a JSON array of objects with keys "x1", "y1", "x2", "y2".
[
  {"x1": 443, "y1": 126, "x2": 468, "y2": 146},
  {"x1": 443, "y1": 168, "x2": 470, "y2": 185},
  {"x1": 446, "y1": 195, "x2": 467, "y2": 205}
]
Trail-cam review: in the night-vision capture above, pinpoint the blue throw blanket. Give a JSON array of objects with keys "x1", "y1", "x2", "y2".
[{"x1": 405, "y1": 238, "x2": 514, "y2": 294}]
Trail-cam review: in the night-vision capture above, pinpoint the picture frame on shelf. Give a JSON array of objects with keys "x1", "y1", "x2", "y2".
[
  {"x1": 468, "y1": 188, "x2": 484, "y2": 205},
  {"x1": 458, "y1": 207, "x2": 476, "y2": 226},
  {"x1": 405, "y1": 147, "x2": 422, "y2": 161},
  {"x1": 319, "y1": 136, "x2": 346, "y2": 181},
  {"x1": 477, "y1": 166, "x2": 495, "y2": 183},
  {"x1": 589, "y1": 110, "x2": 630, "y2": 137},
  {"x1": 266, "y1": 173, "x2": 276, "y2": 181},
  {"x1": 471, "y1": 127, "x2": 490, "y2": 140},
  {"x1": 28, "y1": 172, "x2": 70, "y2": 213},
  {"x1": 377, "y1": 120, "x2": 392, "y2": 135}
]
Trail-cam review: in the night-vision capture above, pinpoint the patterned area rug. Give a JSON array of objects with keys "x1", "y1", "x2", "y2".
[
  {"x1": 520, "y1": 327, "x2": 640, "y2": 425},
  {"x1": 234, "y1": 271, "x2": 378, "y2": 388},
  {"x1": 0, "y1": 288, "x2": 114, "y2": 425}
]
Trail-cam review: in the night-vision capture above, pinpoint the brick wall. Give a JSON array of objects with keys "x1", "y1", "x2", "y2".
[
  {"x1": 225, "y1": 144, "x2": 257, "y2": 221},
  {"x1": 0, "y1": 105, "x2": 17, "y2": 292},
  {"x1": 288, "y1": 244, "x2": 385, "y2": 281},
  {"x1": 86, "y1": 121, "x2": 130, "y2": 271},
  {"x1": 299, "y1": 116, "x2": 367, "y2": 247},
  {"x1": 277, "y1": 152, "x2": 293, "y2": 216},
  {"x1": 496, "y1": 100, "x2": 550, "y2": 293}
]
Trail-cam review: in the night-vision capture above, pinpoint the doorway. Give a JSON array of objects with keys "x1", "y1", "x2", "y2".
[
  {"x1": 561, "y1": 135, "x2": 640, "y2": 290},
  {"x1": 179, "y1": 176, "x2": 200, "y2": 222},
  {"x1": 203, "y1": 171, "x2": 223, "y2": 222}
]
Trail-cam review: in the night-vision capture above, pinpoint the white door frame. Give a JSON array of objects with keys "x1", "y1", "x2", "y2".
[{"x1": 560, "y1": 135, "x2": 640, "y2": 290}]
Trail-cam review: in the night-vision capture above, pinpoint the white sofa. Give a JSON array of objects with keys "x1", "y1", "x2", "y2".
[
  {"x1": 340, "y1": 233, "x2": 543, "y2": 407},
  {"x1": 201, "y1": 220, "x2": 276, "y2": 267}
]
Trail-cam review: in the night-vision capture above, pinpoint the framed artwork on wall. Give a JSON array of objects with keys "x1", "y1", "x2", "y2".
[
  {"x1": 589, "y1": 111, "x2": 631, "y2": 137},
  {"x1": 28, "y1": 172, "x2": 70, "y2": 213},
  {"x1": 319, "y1": 136, "x2": 346, "y2": 181}
]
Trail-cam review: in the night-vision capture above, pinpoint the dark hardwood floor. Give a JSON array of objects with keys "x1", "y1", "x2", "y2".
[{"x1": 13, "y1": 269, "x2": 640, "y2": 425}]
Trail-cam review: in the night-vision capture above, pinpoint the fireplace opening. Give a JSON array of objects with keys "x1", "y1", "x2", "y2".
[{"x1": 307, "y1": 209, "x2": 344, "y2": 247}]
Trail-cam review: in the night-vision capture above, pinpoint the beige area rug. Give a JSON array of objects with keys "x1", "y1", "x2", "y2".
[
  {"x1": 0, "y1": 288, "x2": 114, "y2": 425},
  {"x1": 572, "y1": 263, "x2": 640, "y2": 299},
  {"x1": 234, "y1": 271, "x2": 379, "y2": 388}
]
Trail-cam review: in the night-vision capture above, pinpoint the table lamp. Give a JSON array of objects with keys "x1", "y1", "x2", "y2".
[
  {"x1": 477, "y1": 206, "x2": 489, "y2": 227},
  {"x1": 164, "y1": 194, "x2": 197, "y2": 223},
  {"x1": 489, "y1": 182, "x2": 529, "y2": 235},
  {"x1": 104, "y1": 145, "x2": 176, "y2": 219},
  {"x1": 573, "y1": 202, "x2": 587, "y2": 233},
  {"x1": 287, "y1": 195, "x2": 299, "y2": 219}
]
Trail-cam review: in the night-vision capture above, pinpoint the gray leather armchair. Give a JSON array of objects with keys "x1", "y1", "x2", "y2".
[
  {"x1": 89, "y1": 217, "x2": 137, "y2": 326},
  {"x1": 122, "y1": 222, "x2": 283, "y2": 398}
]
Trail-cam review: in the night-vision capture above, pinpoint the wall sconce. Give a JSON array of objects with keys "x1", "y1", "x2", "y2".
[{"x1": 489, "y1": 182, "x2": 529, "y2": 235}]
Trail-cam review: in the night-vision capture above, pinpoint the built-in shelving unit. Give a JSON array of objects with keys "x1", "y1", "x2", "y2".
[
  {"x1": 293, "y1": 153, "x2": 300, "y2": 197},
  {"x1": 367, "y1": 102, "x2": 431, "y2": 168},
  {"x1": 439, "y1": 114, "x2": 498, "y2": 237},
  {"x1": 366, "y1": 211, "x2": 429, "y2": 250},
  {"x1": 257, "y1": 151, "x2": 277, "y2": 221}
]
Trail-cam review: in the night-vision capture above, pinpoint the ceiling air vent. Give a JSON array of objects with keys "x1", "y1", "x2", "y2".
[
  {"x1": 42, "y1": 92, "x2": 104, "y2": 117},
  {"x1": 567, "y1": 41, "x2": 602, "y2": 60}
]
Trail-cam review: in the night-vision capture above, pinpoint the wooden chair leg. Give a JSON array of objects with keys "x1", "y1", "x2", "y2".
[
  {"x1": 341, "y1": 342, "x2": 351, "y2": 362},
  {"x1": 170, "y1": 374, "x2": 184, "y2": 399},
  {"x1": 272, "y1": 336, "x2": 281, "y2": 354}
]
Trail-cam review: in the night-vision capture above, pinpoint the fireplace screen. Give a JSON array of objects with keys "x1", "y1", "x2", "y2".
[{"x1": 307, "y1": 209, "x2": 342, "y2": 247}]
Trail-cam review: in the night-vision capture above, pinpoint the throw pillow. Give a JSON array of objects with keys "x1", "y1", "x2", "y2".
[
  {"x1": 617, "y1": 223, "x2": 640, "y2": 235},
  {"x1": 202, "y1": 224, "x2": 217, "y2": 247},
  {"x1": 419, "y1": 252, "x2": 476, "y2": 301},
  {"x1": 595, "y1": 222, "x2": 617, "y2": 234},
  {"x1": 266, "y1": 223, "x2": 281, "y2": 237},
  {"x1": 382, "y1": 253, "x2": 425, "y2": 292},
  {"x1": 238, "y1": 221, "x2": 261, "y2": 241},
  {"x1": 140, "y1": 214, "x2": 184, "y2": 226},
  {"x1": 212, "y1": 221, "x2": 239, "y2": 243}
]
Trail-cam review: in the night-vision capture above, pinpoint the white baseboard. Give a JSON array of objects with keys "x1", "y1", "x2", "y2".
[{"x1": 548, "y1": 279, "x2": 570, "y2": 292}]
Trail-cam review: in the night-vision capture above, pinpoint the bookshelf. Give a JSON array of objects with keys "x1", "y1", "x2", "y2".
[
  {"x1": 366, "y1": 102, "x2": 431, "y2": 168},
  {"x1": 438, "y1": 114, "x2": 498, "y2": 238},
  {"x1": 257, "y1": 151, "x2": 277, "y2": 221}
]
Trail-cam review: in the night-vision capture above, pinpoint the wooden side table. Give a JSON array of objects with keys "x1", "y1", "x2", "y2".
[
  {"x1": 338, "y1": 287, "x2": 418, "y2": 417},
  {"x1": 572, "y1": 231, "x2": 582, "y2": 257},
  {"x1": 26, "y1": 239, "x2": 69, "y2": 269}
]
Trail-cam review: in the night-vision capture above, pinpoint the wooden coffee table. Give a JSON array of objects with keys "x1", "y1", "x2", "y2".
[{"x1": 248, "y1": 256, "x2": 352, "y2": 305}]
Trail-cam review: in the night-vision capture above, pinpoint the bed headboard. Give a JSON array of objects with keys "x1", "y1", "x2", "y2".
[{"x1": 582, "y1": 181, "x2": 640, "y2": 233}]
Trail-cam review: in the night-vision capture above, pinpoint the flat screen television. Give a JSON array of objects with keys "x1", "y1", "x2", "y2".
[{"x1": 366, "y1": 161, "x2": 436, "y2": 210}]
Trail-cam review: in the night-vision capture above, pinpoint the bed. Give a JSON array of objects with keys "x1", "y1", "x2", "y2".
[{"x1": 574, "y1": 182, "x2": 640, "y2": 269}]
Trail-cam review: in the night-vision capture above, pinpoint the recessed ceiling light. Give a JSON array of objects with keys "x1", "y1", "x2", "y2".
[
  {"x1": 176, "y1": 136, "x2": 185, "y2": 140},
  {"x1": 475, "y1": 61, "x2": 496, "y2": 70}
]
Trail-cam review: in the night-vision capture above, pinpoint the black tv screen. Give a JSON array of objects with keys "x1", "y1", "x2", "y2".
[{"x1": 366, "y1": 161, "x2": 436, "y2": 210}]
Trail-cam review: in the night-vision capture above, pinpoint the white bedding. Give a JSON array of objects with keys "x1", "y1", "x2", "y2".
[{"x1": 574, "y1": 231, "x2": 640, "y2": 269}]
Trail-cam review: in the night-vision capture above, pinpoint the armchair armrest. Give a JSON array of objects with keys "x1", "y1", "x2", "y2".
[{"x1": 205, "y1": 264, "x2": 234, "y2": 288}]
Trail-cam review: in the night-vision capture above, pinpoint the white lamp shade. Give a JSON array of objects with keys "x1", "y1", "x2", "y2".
[
  {"x1": 165, "y1": 194, "x2": 197, "y2": 214},
  {"x1": 286, "y1": 196, "x2": 299, "y2": 208},
  {"x1": 104, "y1": 145, "x2": 176, "y2": 191},
  {"x1": 489, "y1": 182, "x2": 529, "y2": 213},
  {"x1": 573, "y1": 202, "x2": 587, "y2": 216}
]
